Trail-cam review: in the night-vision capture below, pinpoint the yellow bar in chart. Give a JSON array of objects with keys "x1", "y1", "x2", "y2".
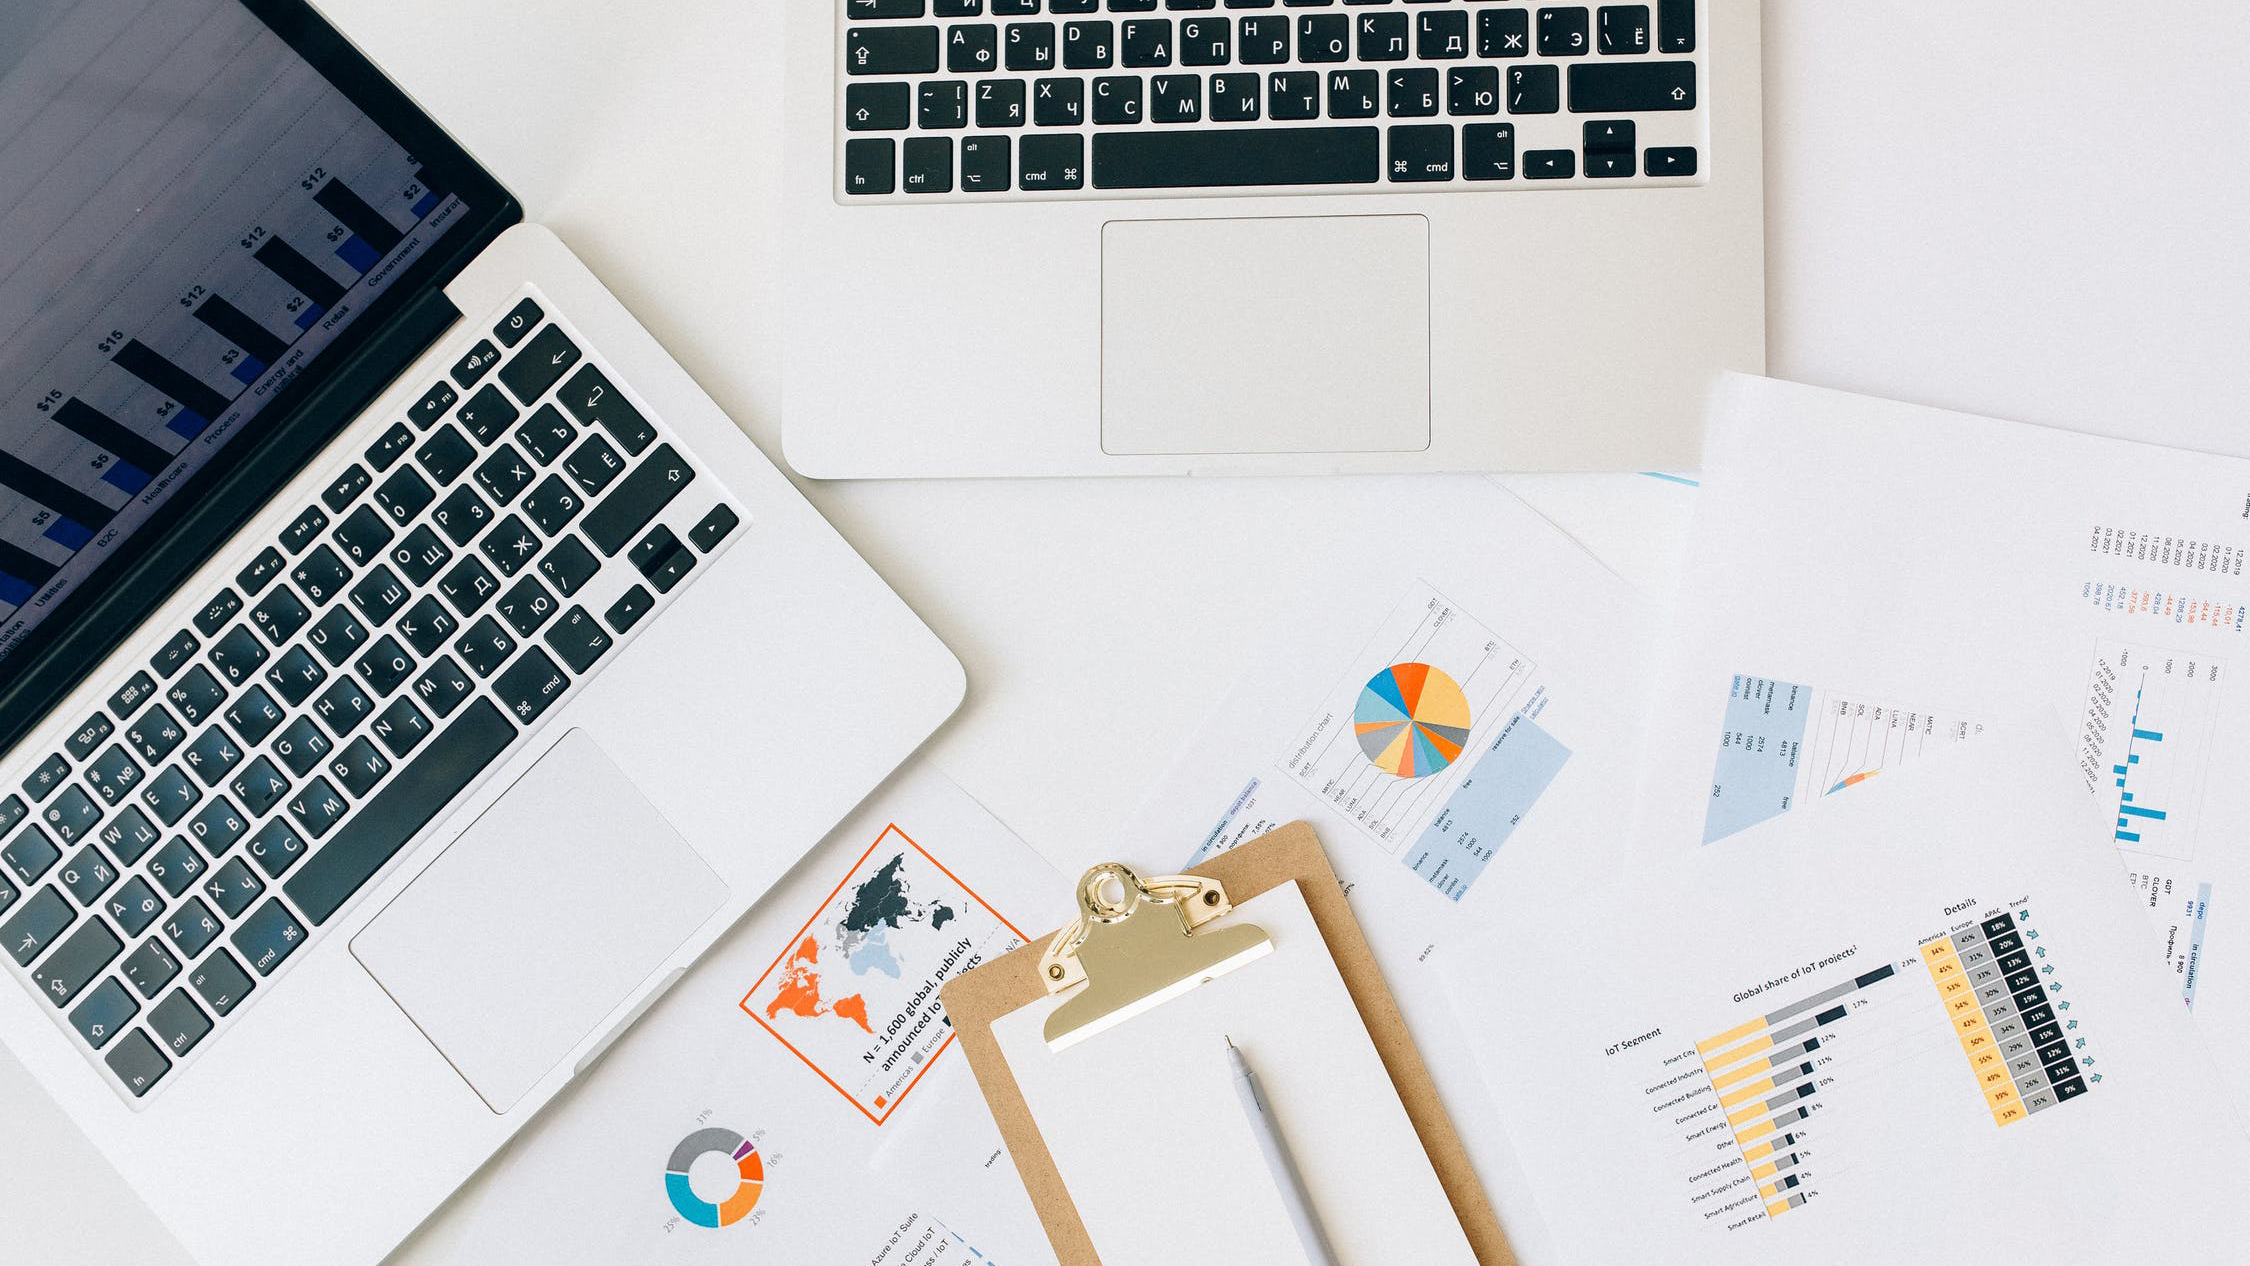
[
  {"x1": 1741, "y1": 1139, "x2": 1777, "y2": 1163},
  {"x1": 1720, "y1": 1077, "x2": 1778, "y2": 1108},
  {"x1": 1737, "y1": 1117, "x2": 1778, "y2": 1143},
  {"x1": 1712, "y1": 1060, "x2": 1774, "y2": 1091},
  {"x1": 1698, "y1": 1017, "x2": 1768, "y2": 1055}
]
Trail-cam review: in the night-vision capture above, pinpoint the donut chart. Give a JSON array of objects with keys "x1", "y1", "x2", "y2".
[
  {"x1": 1354, "y1": 662, "x2": 1472, "y2": 778},
  {"x1": 664, "y1": 1127, "x2": 765, "y2": 1228}
]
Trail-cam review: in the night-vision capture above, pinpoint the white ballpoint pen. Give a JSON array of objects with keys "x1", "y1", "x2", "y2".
[{"x1": 1227, "y1": 1036, "x2": 1343, "y2": 1266}]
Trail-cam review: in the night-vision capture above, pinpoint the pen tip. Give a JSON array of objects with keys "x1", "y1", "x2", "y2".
[{"x1": 1225, "y1": 1034, "x2": 1235, "y2": 1050}]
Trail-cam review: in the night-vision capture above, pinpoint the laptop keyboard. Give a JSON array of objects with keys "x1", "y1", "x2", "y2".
[
  {"x1": 0, "y1": 293, "x2": 744, "y2": 1103},
  {"x1": 836, "y1": 0, "x2": 1706, "y2": 201}
]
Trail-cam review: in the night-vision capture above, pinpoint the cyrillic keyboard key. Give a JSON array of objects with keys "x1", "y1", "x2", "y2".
[
  {"x1": 144, "y1": 838, "x2": 206, "y2": 897},
  {"x1": 100, "y1": 806, "x2": 162, "y2": 866},
  {"x1": 1093, "y1": 125, "x2": 1377, "y2": 188},
  {"x1": 582, "y1": 444, "x2": 695, "y2": 556},
  {"x1": 162, "y1": 896, "x2": 221, "y2": 959},
  {"x1": 1567, "y1": 60, "x2": 1693, "y2": 112},
  {"x1": 57, "y1": 843, "x2": 119, "y2": 905},
  {"x1": 186, "y1": 796, "x2": 247, "y2": 858},
  {"x1": 85, "y1": 745, "x2": 144, "y2": 807},
  {"x1": 283, "y1": 699, "x2": 515, "y2": 924},
  {"x1": 372, "y1": 698, "x2": 433, "y2": 758},
  {"x1": 202, "y1": 858, "x2": 264, "y2": 919},
  {"x1": 104, "y1": 875, "x2": 162, "y2": 936},
  {"x1": 229, "y1": 898, "x2": 307, "y2": 977},
  {"x1": 1656, "y1": 0, "x2": 1692, "y2": 52}
]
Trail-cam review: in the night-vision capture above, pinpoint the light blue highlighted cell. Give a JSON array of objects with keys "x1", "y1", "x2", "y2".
[
  {"x1": 1405, "y1": 712, "x2": 1571, "y2": 901},
  {"x1": 2185, "y1": 883, "x2": 2212, "y2": 1010},
  {"x1": 1704, "y1": 675, "x2": 1811, "y2": 844}
]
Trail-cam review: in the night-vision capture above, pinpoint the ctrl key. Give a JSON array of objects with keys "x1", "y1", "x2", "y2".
[{"x1": 104, "y1": 1028, "x2": 171, "y2": 1097}]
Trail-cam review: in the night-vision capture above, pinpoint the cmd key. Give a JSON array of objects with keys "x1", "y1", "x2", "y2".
[{"x1": 846, "y1": 26, "x2": 941, "y2": 75}]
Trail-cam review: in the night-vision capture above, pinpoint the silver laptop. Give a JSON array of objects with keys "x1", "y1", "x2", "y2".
[
  {"x1": 0, "y1": 2, "x2": 962, "y2": 1262},
  {"x1": 780, "y1": 0, "x2": 1765, "y2": 477}
]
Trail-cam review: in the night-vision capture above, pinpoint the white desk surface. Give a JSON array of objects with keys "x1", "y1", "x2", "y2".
[{"x1": 9, "y1": 3, "x2": 2234, "y2": 1261}]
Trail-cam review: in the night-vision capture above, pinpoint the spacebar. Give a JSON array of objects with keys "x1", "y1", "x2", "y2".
[
  {"x1": 284, "y1": 699, "x2": 517, "y2": 925},
  {"x1": 1093, "y1": 127, "x2": 1381, "y2": 190}
]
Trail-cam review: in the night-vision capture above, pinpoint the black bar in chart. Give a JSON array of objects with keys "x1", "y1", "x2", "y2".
[
  {"x1": 0, "y1": 539, "x2": 62, "y2": 609},
  {"x1": 313, "y1": 177, "x2": 403, "y2": 266},
  {"x1": 252, "y1": 237, "x2": 348, "y2": 312},
  {"x1": 191, "y1": 294, "x2": 289, "y2": 369},
  {"x1": 52, "y1": 399, "x2": 175, "y2": 483},
  {"x1": 111, "y1": 339, "x2": 233, "y2": 435},
  {"x1": 0, "y1": 452, "x2": 120, "y2": 534}
]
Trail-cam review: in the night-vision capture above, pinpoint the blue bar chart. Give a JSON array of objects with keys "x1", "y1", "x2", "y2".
[{"x1": 2079, "y1": 640, "x2": 2218, "y2": 862}]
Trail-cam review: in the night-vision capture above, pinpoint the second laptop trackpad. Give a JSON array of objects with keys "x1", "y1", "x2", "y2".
[
  {"x1": 1100, "y1": 214, "x2": 1431, "y2": 457},
  {"x1": 352, "y1": 730, "x2": 725, "y2": 1112}
]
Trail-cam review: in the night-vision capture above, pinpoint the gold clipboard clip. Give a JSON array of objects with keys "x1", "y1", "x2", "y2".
[{"x1": 1036, "y1": 862, "x2": 1274, "y2": 1051}]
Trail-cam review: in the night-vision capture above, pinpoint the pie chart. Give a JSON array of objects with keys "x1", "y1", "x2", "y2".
[
  {"x1": 664, "y1": 1127, "x2": 765, "y2": 1228},
  {"x1": 1354, "y1": 663, "x2": 1472, "y2": 778}
]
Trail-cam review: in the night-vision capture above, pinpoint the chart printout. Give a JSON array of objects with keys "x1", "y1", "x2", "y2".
[
  {"x1": 0, "y1": 0, "x2": 465, "y2": 659},
  {"x1": 1637, "y1": 375, "x2": 2250, "y2": 1095},
  {"x1": 1455, "y1": 735, "x2": 2250, "y2": 1265}
]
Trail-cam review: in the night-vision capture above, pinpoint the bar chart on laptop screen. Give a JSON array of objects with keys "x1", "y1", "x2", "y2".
[{"x1": 0, "y1": 0, "x2": 464, "y2": 656}]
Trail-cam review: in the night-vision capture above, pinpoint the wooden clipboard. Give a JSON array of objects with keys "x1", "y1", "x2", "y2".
[{"x1": 939, "y1": 821, "x2": 1513, "y2": 1266}]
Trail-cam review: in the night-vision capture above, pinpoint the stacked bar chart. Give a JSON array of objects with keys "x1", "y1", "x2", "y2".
[
  {"x1": 1921, "y1": 911, "x2": 2091, "y2": 1126},
  {"x1": 0, "y1": 0, "x2": 462, "y2": 652},
  {"x1": 1694, "y1": 964, "x2": 1899, "y2": 1219}
]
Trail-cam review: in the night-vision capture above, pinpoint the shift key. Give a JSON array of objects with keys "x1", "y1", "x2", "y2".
[{"x1": 582, "y1": 445, "x2": 695, "y2": 556}]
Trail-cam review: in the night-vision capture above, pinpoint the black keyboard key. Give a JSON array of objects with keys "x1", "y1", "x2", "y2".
[
  {"x1": 456, "y1": 618, "x2": 517, "y2": 679},
  {"x1": 193, "y1": 590, "x2": 243, "y2": 639},
  {"x1": 847, "y1": 24, "x2": 941, "y2": 74},
  {"x1": 1152, "y1": 72, "x2": 1202, "y2": 121},
  {"x1": 456, "y1": 386, "x2": 521, "y2": 450},
  {"x1": 538, "y1": 536, "x2": 601, "y2": 598},
  {"x1": 495, "y1": 576, "x2": 559, "y2": 639},
  {"x1": 1268, "y1": 69, "x2": 1319, "y2": 119},
  {"x1": 474, "y1": 444, "x2": 537, "y2": 506},
  {"x1": 140, "y1": 764, "x2": 199, "y2": 827},
  {"x1": 147, "y1": 989, "x2": 212, "y2": 1059},
  {"x1": 372, "y1": 698, "x2": 432, "y2": 758},
  {"x1": 181, "y1": 728, "x2": 243, "y2": 788},
  {"x1": 605, "y1": 584, "x2": 655, "y2": 634},
  {"x1": 265, "y1": 645, "x2": 330, "y2": 709},
  {"x1": 1657, "y1": 0, "x2": 1691, "y2": 52},
  {"x1": 145, "y1": 837, "x2": 206, "y2": 897},
  {"x1": 390, "y1": 525, "x2": 454, "y2": 586},
  {"x1": 1645, "y1": 144, "x2": 1696, "y2": 176},
  {"x1": 332, "y1": 505, "x2": 395, "y2": 566},
  {"x1": 202, "y1": 858, "x2": 264, "y2": 919},
  {"x1": 237, "y1": 549, "x2": 288, "y2": 600},
  {"x1": 186, "y1": 797, "x2": 246, "y2": 858},
  {"x1": 365, "y1": 421, "x2": 415, "y2": 472},
  {"x1": 977, "y1": 77, "x2": 1026, "y2": 128},
  {"x1": 244, "y1": 819, "x2": 307, "y2": 880},
  {"x1": 1388, "y1": 67, "x2": 1438, "y2": 116},
  {"x1": 628, "y1": 525, "x2": 684, "y2": 577},
  {"x1": 1525, "y1": 147, "x2": 1576, "y2": 177},
  {"x1": 845, "y1": 137, "x2": 896, "y2": 194},
  {"x1": 150, "y1": 629, "x2": 200, "y2": 680},
  {"x1": 1357, "y1": 11, "x2": 1406, "y2": 60},
  {"x1": 480, "y1": 515, "x2": 543, "y2": 577},
  {"x1": 409, "y1": 381, "x2": 458, "y2": 430},
  {"x1": 1180, "y1": 16, "x2": 1228, "y2": 63},
  {"x1": 42, "y1": 786, "x2": 101, "y2": 844},
  {"x1": 1389, "y1": 123, "x2": 1455, "y2": 180},
  {"x1": 230, "y1": 756, "x2": 289, "y2": 818},
  {"x1": 1210, "y1": 72, "x2": 1259, "y2": 119},
  {"x1": 328, "y1": 737, "x2": 391, "y2": 799},
  {"x1": 84, "y1": 745, "x2": 142, "y2": 809},
  {"x1": 1025, "y1": 77, "x2": 1080, "y2": 125},
  {"x1": 563, "y1": 436, "x2": 625, "y2": 495},
  {"x1": 279, "y1": 505, "x2": 330, "y2": 556},
  {"x1": 0, "y1": 871, "x2": 13, "y2": 919},
  {"x1": 121, "y1": 938, "x2": 182, "y2": 999},
  {"x1": 232, "y1": 898, "x2": 308, "y2": 976},
  {"x1": 544, "y1": 606, "x2": 614, "y2": 674},
  {"x1": 69, "y1": 978, "x2": 137, "y2": 1050},
  {"x1": 313, "y1": 676, "x2": 375, "y2": 736},
  {"x1": 1449, "y1": 65, "x2": 1499, "y2": 116},
  {"x1": 224, "y1": 685, "x2": 285, "y2": 746},
  {"x1": 1478, "y1": 7, "x2": 1528, "y2": 56},
  {"x1": 919, "y1": 79, "x2": 969, "y2": 128},
  {"x1": 582, "y1": 445, "x2": 696, "y2": 556},
  {"x1": 850, "y1": 0, "x2": 926, "y2": 14},
  {"x1": 4, "y1": 826, "x2": 60, "y2": 887},
  {"x1": 249, "y1": 582, "x2": 312, "y2": 644},
  {"x1": 1567, "y1": 60, "x2": 1693, "y2": 111},
  {"x1": 206, "y1": 625, "x2": 269, "y2": 687},
  {"x1": 348, "y1": 564, "x2": 410, "y2": 626},
  {"x1": 22, "y1": 752, "x2": 69, "y2": 802},
  {"x1": 411, "y1": 656, "x2": 475, "y2": 719},
  {"x1": 1537, "y1": 6, "x2": 1587, "y2": 56},
  {"x1": 493, "y1": 298, "x2": 544, "y2": 348},
  {"x1": 1415, "y1": 8, "x2": 1466, "y2": 57},
  {"x1": 451, "y1": 339, "x2": 503, "y2": 389},
  {"x1": 374, "y1": 467, "x2": 435, "y2": 526},
  {"x1": 109, "y1": 671, "x2": 160, "y2": 720},
  {"x1": 1019, "y1": 133, "x2": 1085, "y2": 187},
  {"x1": 949, "y1": 24, "x2": 997, "y2": 72},
  {"x1": 1598, "y1": 4, "x2": 1648, "y2": 54},
  {"x1": 4, "y1": 886, "x2": 71, "y2": 964},
  {"x1": 1065, "y1": 19, "x2": 1115, "y2": 67},
  {"x1": 355, "y1": 636, "x2": 416, "y2": 698},
  {"x1": 961, "y1": 134, "x2": 1012, "y2": 190},
  {"x1": 1094, "y1": 125, "x2": 1377, "y2": 188},
  {"x1": 498, "y1": 325, "x2": 581, "y2": 405},
  {"x1": 494, "y1": 648, "x2": 569, "y2": 728},
  {"x1": 308, "y1": 605, "x2": 370, "y2": 666},
  {"x1": 286, "y1": 777, "x2": 348, "y2": 840},
  {"x1": 415, "y1": 425, "x2": 478, "y2": 486},
  {"x1": 1509, "y1": 64, "x2": 1560, "y2": 113},
  {"x1": 285, "y1": 698, "x2": 514, "y2": 925},
  {"x1": 1586, "y1": 143, "x2": 1635, "y2": 177},
  {"x1": 104, "y1": 875, "x2": 163, "y2": 936},
  {"x1": 125, "y1": 704, "x2": 186, "y2": 764},
  {"x1": 689, "y1": 504, "x2": 741, "y2": 552},
  {"x1": 848, "y1": 80, "x2": 913, "y2": 129},
  {"x1": 99, "y1": 806, "x2": 161, "y2": 865},
  {"x1": 515, "y1": 405, "x2": 577, "y2": 466},
  {"x1": 274, "y1": 716, "x2": 333, "y2": 778},
  {"x1": 57, "y1": 843, "x2": 118, "y2": 905},
  {"x1": 1008, "y1": 20, "x2": 1059, "y2": 69},
  {"x1": 904, "y1": 137, "x2": 954, "y2": 192},
  {"x1": 558, "y1": 365, "x2": 656, "y2": 455},
  {"x1": 0, "y1": 795, "x2": 19, "y2": 838},
  {"x1": 291, "y1": 545, "x2": 351, "y2": 606},
  {"x1": 397, "y1": 595, "x2": 459, "y2": 658},
  {"x1": 1122, "y1": 18, "x2": 1172, "y2": 65},
  {"x1": 321, "y1": 464, "x2": 372, "y2": 513},
  {"x1": 438, "y1": 555, "x2": 499, "y2": 616},
  {"x1": 190, "y1": 948, "x2": 254, "y2": 1016},
  {"x1": 104, "y1": 1028, "x2": 170, "y2": 1097},
  {"x1": 32, "y1": 917, "x2": 122, "y2": 1006},
  {"x1": 1092, "y1": 74, "x2": 1142, "y2": 123}
]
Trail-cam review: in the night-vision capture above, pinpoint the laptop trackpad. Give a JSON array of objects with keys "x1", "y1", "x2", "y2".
[
  {"x1": 352, "y1": 730, "x2": 726, "y2": 1112},
  {"x1": 1101, "y1": 214, "x2": 1430, "y2": 456}
]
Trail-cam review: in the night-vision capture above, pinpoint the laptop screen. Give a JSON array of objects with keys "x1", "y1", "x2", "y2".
[{"x1": 0, "y1": 0, "x2": 496, "y2": 683}]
